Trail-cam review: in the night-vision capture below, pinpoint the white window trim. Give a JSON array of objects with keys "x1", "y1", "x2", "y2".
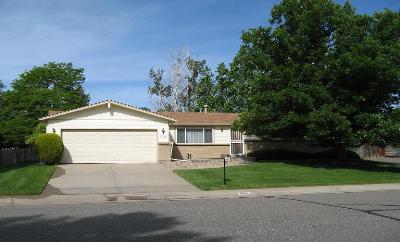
[{"x1": 176, "y1": 127, "x2": 214, "y2": 144}]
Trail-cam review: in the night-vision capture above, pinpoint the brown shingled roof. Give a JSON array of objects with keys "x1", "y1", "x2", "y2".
[
  {"x1": 158, "y1": 112, "x2": 239, "y2": 125},
  {"x1": 48, "y1": 110, "x2": 63, "y2": 116}
]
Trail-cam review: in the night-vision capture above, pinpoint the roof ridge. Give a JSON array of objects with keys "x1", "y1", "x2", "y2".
[{"x1": 158, "y1": 111, "x2": 239, "y2": 114}]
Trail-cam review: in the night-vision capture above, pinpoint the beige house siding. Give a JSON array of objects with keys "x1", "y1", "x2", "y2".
[
  {"x1": 213, "y1": 126, "x2": 231, "y2": 144},
  {"x1": 169, "y1": 128, "x2": 176, "y2": 143},
  {"x1": 158, "y1": 143, "x2": 171, "y2": 161},
  {"x1": 172, "y1": 144, "x2": 229, "y2": 160}
]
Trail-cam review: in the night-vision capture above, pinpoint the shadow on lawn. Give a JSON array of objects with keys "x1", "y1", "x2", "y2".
[
  {"x1": 0, "y1": 211, "x2": 231, "y2": 241},
  {"x1": 0, "y1": 162, "x2": 37, "y2": 174},
  {"x1": 255, "y1": 159, "x2": 400, "y2": 173}
]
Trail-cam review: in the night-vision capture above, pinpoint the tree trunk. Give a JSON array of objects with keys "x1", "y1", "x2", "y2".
[{"x1": 337, "y1": 145, "x2": 347, "y2": 162}]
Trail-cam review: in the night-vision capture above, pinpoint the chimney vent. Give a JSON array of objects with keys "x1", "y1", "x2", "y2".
[{"x1": 203, "y1": 105, "x2": 208, "y2": 113}]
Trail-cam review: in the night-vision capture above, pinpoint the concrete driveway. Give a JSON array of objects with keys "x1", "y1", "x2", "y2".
[{"x1": 43, "y1": 164, "x2": 199, "y2": 195}]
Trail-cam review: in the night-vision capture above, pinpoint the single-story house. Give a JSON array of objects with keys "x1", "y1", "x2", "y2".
[{"x1": 39, "y1": 100, "x2": 255, "y2": 164}]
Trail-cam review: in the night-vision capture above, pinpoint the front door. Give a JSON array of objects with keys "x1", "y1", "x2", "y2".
[{"x1": 230, "y1": 130, "x2": 244, "y2": 156}]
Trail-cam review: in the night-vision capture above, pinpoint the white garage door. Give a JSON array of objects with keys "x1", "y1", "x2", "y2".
[{"x1": 61, "y1": 130, "x2": 157, "y2": 164}]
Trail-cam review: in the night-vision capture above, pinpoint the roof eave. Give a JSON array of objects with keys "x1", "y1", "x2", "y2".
[
  {"x1": 38, "y1": 100, "x2": 176, "y2": 122},
  {"x1": 169, "y1": 123, "x2": 234, "y2": 126}
]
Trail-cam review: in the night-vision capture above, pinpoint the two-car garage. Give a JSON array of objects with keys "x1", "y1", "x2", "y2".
[
  {"x1": 40, "y1": 100, "x2": 174, "y2": 164},
  {"x1": 61, "y1": 130, "x2": 157, "y2": 164}
]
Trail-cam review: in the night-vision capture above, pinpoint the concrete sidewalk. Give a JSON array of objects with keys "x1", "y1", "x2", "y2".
[{"x1": 1, "y1": 183, "x2": 400, "y2": 206}]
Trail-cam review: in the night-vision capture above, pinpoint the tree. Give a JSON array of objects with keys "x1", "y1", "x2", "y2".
[
  {"x1": 189, "y1": 58, "x2": 215, "y2": 112},
  {"x1": 0, "y1": 62, "x2": 90, "y2": 147},
  {"x1": 139, "y1": 107, "x2": 152, "y2": 112},
  {"x1": 0, "y1": 80, "x2": 5, "y2": 145},
  {"x1": 25, "y1": 122, "x2": 47, "y2": 145},
  {"x1": 0, "y1": 80, "x2": 5, "y2": 104},
  {"x1": 195, "y1": 69, "x2": 215, "y2": 112},
  {"x1": 234, "y1": 0, "x2": 400, "y2": 159},
  {"x1": 148, "y1": 48, "x2": 214, "y2": 112},
  {"x1": 148, "y1": 68, "x2": 172, "y2": 111},
  {"x1": 213, "y1": 63, "x2": 243, "y2": 112}
]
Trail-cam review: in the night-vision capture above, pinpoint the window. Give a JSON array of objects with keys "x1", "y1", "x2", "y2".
[
  {"x1": 204, "y1": 129, "x2": 212, "y2": 143},
  {"x1": 176, "y1": 128, "x2": 213, "y2": 143},
  {"x1": 177, "y1": 129, "x2": 185, "y2": 143},
  {"x1": 186, "y1": 129, "x2": 203, "y2": 143}
]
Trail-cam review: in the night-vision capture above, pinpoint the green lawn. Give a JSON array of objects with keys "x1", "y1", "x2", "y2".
[
  {"x1": 0, "y1": 163, "x2": 56, "y2": 195},
  {"x1": 174, "y1": 160, "x2": 400, "y2": 191}
]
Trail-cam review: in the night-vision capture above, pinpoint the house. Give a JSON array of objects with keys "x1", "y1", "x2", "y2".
[{"x1": 39, "y1": 100, "x2": 253, "y2": 164}]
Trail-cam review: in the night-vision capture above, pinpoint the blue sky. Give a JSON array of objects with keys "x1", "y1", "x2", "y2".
[{"x1": 0, "y1": 0, "x2": 398, "y2": 108}]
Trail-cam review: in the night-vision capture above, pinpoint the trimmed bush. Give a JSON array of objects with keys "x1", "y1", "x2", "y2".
[
  {"x1": 34, "y1": 133, "x2": 64, "y2": 164},
  {"x1": 248, "y1": 149, "x2": 360, "y2": 161}
]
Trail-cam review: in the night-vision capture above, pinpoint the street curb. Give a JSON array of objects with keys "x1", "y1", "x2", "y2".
[{"x1": 1, "y1": 183, "x2": 400, "y2": 206}]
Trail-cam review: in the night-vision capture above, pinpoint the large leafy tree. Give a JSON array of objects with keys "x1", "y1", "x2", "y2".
[
  {"x1": 0, "y1": 62, "x2": 90, "y2": 147},
  {"x1": 213, "y1": 63, "x2": 244, "y2": 112},
  {"x1": 234, "y1": 0, "x2": 400, "y2": 159},
  {"x1": 0, "y1": 79, "x2": 5, "y2": 102},
  {"x1": 195, "y1": 67, "x2": 215, "y2": 112}
]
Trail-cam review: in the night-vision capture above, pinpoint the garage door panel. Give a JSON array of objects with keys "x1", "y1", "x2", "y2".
[{"x1": 61, "y1": 130, "x2": 157, "y2": 164}]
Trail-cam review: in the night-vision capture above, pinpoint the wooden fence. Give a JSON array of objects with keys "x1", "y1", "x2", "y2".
[
  {"x1": 353, "y1": 144, "x2": 386, "y2": 159},
  {"x1": 0, "y1": 147, "x2": 37, "y2": 166},
  {"x1": 384, "y1": 146, "x2": 400, "y2": 157}
]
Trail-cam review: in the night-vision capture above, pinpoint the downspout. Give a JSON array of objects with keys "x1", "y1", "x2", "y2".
[{"x1": 169, "y1": 141, "x2": 173, "y2": 161}]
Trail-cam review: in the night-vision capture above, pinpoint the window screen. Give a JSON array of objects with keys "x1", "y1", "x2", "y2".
[
  {"x1": 186, "y1": 129, "x2": 203, "y2": 143},
  {"x1": 177, "y1": 129, "x2": 185, "y2": 143},
  {"x1": 204, "y1": 129, "x2": 212, "y2": 143}
]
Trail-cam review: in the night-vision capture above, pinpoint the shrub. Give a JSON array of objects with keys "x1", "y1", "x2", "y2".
[
  {"x1": 248, "y1": 149, "x2": 360, "y2": 161},
  {"x1": 34, "y1": 133, "x2": 64, "y2": 164}
]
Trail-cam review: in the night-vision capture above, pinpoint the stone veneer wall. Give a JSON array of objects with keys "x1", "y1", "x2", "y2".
[{"x1": 172, "y1": 144, "x2": 230, "y2": 160}]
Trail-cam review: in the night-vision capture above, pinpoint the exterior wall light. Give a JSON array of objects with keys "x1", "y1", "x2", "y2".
[{"x1": 52, "y1": 128, "x2": 56, "y2": 133}]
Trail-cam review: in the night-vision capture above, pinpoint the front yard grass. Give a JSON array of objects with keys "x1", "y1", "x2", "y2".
[
  {"x1": 0, "y1": 163, "x2": 56, "y2": 195},
  {"x1": 174, "y1": 160, "x2": 400, "y2": 191}
]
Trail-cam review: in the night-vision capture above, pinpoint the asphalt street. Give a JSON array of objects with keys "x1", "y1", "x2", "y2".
[{"x1": 0, "y1": 190, "x2": 399, "y2": 241}]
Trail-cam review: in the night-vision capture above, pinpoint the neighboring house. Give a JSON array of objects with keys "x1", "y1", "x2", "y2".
[{"x1": 39, "y1": 100, "x2": 252, "y2": 164}]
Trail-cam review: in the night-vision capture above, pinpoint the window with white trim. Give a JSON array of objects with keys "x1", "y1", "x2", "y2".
[{"x1": 176, "y1": 128, "x2": 213, "y2": 144}]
